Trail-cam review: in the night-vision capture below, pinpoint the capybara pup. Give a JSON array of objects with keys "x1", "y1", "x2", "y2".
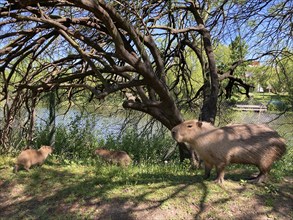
[
  {"x1": 14, "y1": 145, "x2": 54, "y2": 172},
  {"x1": 94, "y1": 148, "x2": 132, "y2": 167},
  {"x1": 171, "y1": 120, "x2": 286, "y2": 184}
]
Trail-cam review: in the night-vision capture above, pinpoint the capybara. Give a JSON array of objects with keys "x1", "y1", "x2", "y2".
[
  {"x1": 171, "y1": 120, "x2": 286, "y2": 183},
  {"x1": 94, "y1": 148, "x2": 132, "y2": 167},
  {"x1": 14, "y1": 145, "x2": 54, "y2": 172}
]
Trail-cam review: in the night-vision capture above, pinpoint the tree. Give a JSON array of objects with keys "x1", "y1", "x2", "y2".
[
  {"x1": 229, "y1": 36, "x2": 248, "y2": 78},
  {"x1": 0, "y1": 0, "x2": 217, "y2": 161},
  {"x1": 275, "y1": 49, "x2": 293, "y2": 108},
  {"x1": 0, "y1": 0, "x2": 292, "y2": 159},
  {"x1": 223, "y1": 36, "x2": 251, "y2": 99}
]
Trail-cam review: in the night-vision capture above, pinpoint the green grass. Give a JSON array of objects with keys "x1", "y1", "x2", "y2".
[
  {"x1": 228, "y1": 92, "x2": 290, "y2": 109},
  {"x1": 0, "y1": 152, "x2": 292, "y2": 220},
  {"x1": 252, "y1": 92, "x2": 285, "y2": 103}
]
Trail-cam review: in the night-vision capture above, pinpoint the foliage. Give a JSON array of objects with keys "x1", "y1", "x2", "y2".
[
  {"x1": 102, "y1": 129, "x2": 175, "y2": 164},
  {"x1": 276, "y1": 50, "x2": 293, "y2": 109},
  {"x1": 267, "y1": 99, "x2": 288, "y2": 112},
  {"x1": 229, "y1": 36, "x2": 249, "y2": 76},
  {"x1": 229, "y1": 36, "x2": 247, "y2": 60},
  {"x1": 271, "y1": 145, "x2": 293, "y2": 181},
  {"x1": 34, "y1": 113, "x2": 175, "y2": 164},
  {"x1": 246, "y1": 64, "x2": 270, "y2": 90},
  {"x1": 34, "y1": 114, "x2": 100, "y2": 163},
  {"x1": 214, "y1": 43, "x2": 232, "y2": 71}
]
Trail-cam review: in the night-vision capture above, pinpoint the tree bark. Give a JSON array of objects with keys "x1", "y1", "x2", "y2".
[{"x1": 48, "y1": 91, "x2": 56, "y2": 148}]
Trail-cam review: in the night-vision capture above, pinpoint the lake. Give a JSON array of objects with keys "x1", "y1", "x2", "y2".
[{"x1": 35, "y1": 108, "x2": 127, "y2": 138}]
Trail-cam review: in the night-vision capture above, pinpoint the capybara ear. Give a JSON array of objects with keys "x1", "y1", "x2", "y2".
[{"x1": 196, "y1": 121, "x2": 203, "y2": 127}]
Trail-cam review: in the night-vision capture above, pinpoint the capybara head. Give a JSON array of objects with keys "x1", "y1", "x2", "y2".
[
  {"x1": 39, "y1": 145, "x2": 54, "y2": 155},
  {"x1": 172, "y1": 120, "x2": 208, "y2": 143}
]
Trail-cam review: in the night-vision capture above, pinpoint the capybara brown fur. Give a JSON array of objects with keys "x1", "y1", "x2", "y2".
[
  {"x1": 14, "y1": 145, "x2": 54, "y2": 172},
  {"x1": 171, "y1": 120, "x2": 286, "y2": 184},
  {"x1": 94, "y1": 148, "x2": 132, "y2": 167}
]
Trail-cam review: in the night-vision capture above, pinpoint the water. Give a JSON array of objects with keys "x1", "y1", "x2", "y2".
[
  {"x1": 1, "y1": 107, "x2": 292, "y2": 144},
  {"x1": 35, "y1": 108, "x2": 125, "y2": 138},
  {"x1": 34, "y1": 107, "x2": 162, "y2": 138}
]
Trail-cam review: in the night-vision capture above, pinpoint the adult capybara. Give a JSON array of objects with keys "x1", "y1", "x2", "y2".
[
  {"x1": 94, "y1": 148, "x2": 132, "y2": 167},
  {"x1": 171, "y1": 120, "x2": 286, "y2": 183},
  {"x1": 14, "y1": 145, "x2": 54, "y2": 172}
]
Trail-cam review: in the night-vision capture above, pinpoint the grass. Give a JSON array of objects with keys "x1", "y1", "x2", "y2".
[
  {"x1": 252, "y1": 92, "x2": 287, "y2": 103},
  {"x1": 0, "y1": 153, "x2": 292, "y2": 220},
  {"x1": 234, "y1": 92, "x2": 292, "y2": 111}
]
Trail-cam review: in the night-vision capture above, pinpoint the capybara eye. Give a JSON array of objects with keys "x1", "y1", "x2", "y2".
[{"x1": 187, "y1": 125, "x2": 193, "y2": 128}]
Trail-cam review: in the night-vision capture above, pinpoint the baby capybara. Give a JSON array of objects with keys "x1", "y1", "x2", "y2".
[
  {"x1": 171, "y1": 120, "x2": 286, "y2": 184},
  {"x1": 94, "y1": 148, "x2": 132, "y2": 167},
  {"x1": 14, "y1": 145, "x2": 53, "y2": 172}
]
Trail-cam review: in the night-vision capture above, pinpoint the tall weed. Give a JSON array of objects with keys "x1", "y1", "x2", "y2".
[
  {"x1": 101, "y1": 129, "x2": 175, "y2": 164},
  {"x1": 35, "y1": 114, "x2": 99, "y2": 163},
  {"x1": 34, "y1": 114, "x2": 175, "y2": 164}
]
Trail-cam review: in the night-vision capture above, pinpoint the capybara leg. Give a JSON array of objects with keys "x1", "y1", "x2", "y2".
[
  {"x1": 249, "y1": 166, "x2": 270, "y2": 183},
  {"x1": 190, "y1": 149, "x2": 200, "y2": 169},
  {"x1": 204, "y1": 162, "x2": 213, "y2": 179},
  {"x1": 249, "y1": 172, "x2": 268, "y2": 184},
  {"x1": 13, "y1": 165, "x2": 19, "y2": 173},
  {"x1": 23, "y1": 165, "x2": 30, "y2": 172},
  {"x1": 214, "y1": 164, "x2": 226, "y2": 184}
]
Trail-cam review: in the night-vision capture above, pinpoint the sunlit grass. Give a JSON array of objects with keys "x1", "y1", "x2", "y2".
[
  {"x1": 1, "y1": 126, "x2": 292, "y2": 219},
  {"x1": 0, "y1": 152, "x2": 292, "y2": 219}
]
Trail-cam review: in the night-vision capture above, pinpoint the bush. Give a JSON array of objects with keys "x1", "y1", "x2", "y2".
[
  {"x1": 267, "y1": 99, "x2": 287, "y2": 111},
  {"x1": 35, "y1": 114, "x2": 100, "y2": 163},
  {"x1": 34, "y1": 113, "x2": 175, "y2": 165},
  {"x1": 102, "y1": 129, "x2": 175, "y2": 164}
]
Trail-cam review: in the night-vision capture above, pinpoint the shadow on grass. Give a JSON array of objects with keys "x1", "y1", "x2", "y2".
[
  {"x1": 0, "y1": 164, "x2": 292, "y2": 220},
  {"x1": 0, "y1": 164, "x2": 203, "y2": 219}
]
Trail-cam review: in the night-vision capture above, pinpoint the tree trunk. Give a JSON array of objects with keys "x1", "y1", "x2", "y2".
[
  {"x1": 48, "y1": 91, "x2": 56, "y2": 148},
  {"x1": 199, "y1": 31, "x2": 219, "y2": 124},
  {"x1": 27, "y1": 96, "x2": 37, "y2": 147}
]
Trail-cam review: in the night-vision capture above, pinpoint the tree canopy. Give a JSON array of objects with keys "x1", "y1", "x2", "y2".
[{"x1": 0, "y1": 0, "x2": 292, "y2": 152}]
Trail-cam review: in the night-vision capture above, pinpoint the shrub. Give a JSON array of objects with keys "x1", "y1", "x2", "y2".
[
  {"x1": 34, "y1": 113, "x2": 175, "y2": 165},
  {"x1": 102, "y1": 128, "x2": 175, "y2": 164},
  {"x1": 35, "y1": 114, "x2": 100, "y2": 163},
  {"x1": 267, "y1": 99, "x2": 287, "y2": 111}
]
